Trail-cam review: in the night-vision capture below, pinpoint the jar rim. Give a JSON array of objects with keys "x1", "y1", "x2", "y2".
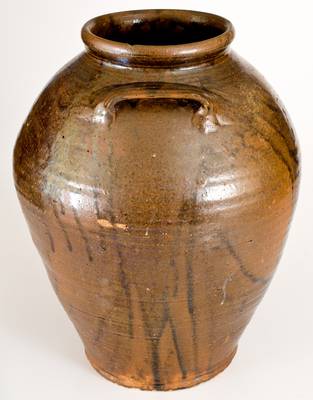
[{"x1": 81, "y1": 9, "x2": 235, "y2": 67}]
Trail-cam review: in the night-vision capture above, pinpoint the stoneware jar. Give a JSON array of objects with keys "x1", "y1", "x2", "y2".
[{"x1": 14, "y1": 9, "x2": 300, "y2": 391}]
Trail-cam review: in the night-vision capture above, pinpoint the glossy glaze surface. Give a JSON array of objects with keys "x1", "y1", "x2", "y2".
[{"x1": 13, "y1": 10, "x2": 299, "y2": 391}]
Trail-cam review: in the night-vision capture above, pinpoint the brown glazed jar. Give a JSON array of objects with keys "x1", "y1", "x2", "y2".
[{"x1": 14, "y1": 10, "x2": 299, "y2": 391}]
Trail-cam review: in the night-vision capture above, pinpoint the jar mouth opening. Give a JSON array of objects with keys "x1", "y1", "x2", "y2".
[{"x1": 81, "y1": 9, "x2": 235, "y2": 67}]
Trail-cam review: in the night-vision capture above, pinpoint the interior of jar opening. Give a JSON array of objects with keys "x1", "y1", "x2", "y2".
[{"x1": 92, "y1": 16, "x2": 225, "y2": 46}]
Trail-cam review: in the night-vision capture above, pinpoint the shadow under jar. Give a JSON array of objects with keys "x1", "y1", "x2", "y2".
[{"x1": 13, "y1": 9, "x2": 300, "y2": 391}]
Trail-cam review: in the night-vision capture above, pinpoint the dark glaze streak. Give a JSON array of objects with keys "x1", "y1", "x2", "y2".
[
  {"x1": 208, "y1": 88, "x2": 297, "y2": 185},
  {"x1": 185, "y1": 229, "x2": 199, "y2": 374},
  {"x1": 91, "y1": 189, "x2": 106, "y2": 344},
  {"x1": 115, "y1": 242, "x2": 134, "y2": 338},
  {"x1": 169, "y1": 238, "x2": 180, "y2": 296},
  {"x1": 136, "y1": 280, "x2": 180, "y2": 389},
  {"x1": 249, "y1": 124, "x2": 295, "y2": 187},
  {"x1": 169, "y1": 315, "x2": 187, "y2": 379},
  {"x1": 257, "y1": 102, "x2": 288, "y2": 136},
  {"x1": 221, "y1": 234, "x2": 269, "y2": 284},
  {"x1": 52, "y1": 202, "x2": 73, "y2": 252},
  {"x1": 161, "y1": 289, "x2": 188, "y2": 381},
  {"x1": 258, "y1": 96, "x2": 298, "y2": 159},
  {"x1": 260, "y1": 115, "x2": 300, "y2": 169},
  {"x1": 94, "y1": 319, "x2": 105, "y2": 343},
  {"x1": 151, "y1": 340, "x2": 163, "y2": 390},
  {"x1": 92, "y1": 188, "x2": 107, "y2": 253},
  {"x1": 92, "y1": 188, "x2": 101, "y2": 218},
  {"x1": 72, "y1": 206, "x2": 93, "y2": 262},
  {"x1": 106, "y1": 137, "x2": 133, "y2": 338},
  {"x1": 137, "y1": 292, "x2": 167, "y2": 389},
  {"x1": 44, "y1": 223, "x2": 55, "y2": 252},
  {"x1": 206, "y1": 280, "x2": 215, "y2": 371},
  {"x1": 169, "y1": 258, "x2": 178, "y2": 296},
  {"x1": 186, "y1": 249, "x2": 195, "y2": 316},
  {"x1": 182, "y1": 149, "x2": 211, "y2": 374},
  {"x1": 263, "y1": 136, "x2": 295, "y2": 183}
]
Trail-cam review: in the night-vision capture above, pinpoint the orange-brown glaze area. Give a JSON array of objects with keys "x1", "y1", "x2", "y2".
[{"x1": 14, "y1": 10, "x2": 299, "y2": 390}]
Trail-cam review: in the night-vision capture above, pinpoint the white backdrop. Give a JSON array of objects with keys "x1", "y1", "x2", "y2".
[{"x1": 1, "y1": 1, "x2": 312, "y2": 399}]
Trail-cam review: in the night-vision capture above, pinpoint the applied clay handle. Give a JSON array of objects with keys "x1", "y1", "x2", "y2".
[{"x1": 93, "y1": 82, "x2": 222, "y2": 134}]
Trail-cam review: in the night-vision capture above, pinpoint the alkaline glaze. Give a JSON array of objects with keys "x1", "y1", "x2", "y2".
[{"x1": 13, "y1": 10, "x2": 300, "y2": 390}]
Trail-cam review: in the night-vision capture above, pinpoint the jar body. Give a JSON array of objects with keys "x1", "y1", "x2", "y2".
[{"x1": 14, "y1": 47, "x2": 299, "y2": 390}]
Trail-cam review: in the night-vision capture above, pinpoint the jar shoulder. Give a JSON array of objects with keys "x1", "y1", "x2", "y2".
[{"x1": 14, "y1": 51, "x2": 300, "y2": 217}]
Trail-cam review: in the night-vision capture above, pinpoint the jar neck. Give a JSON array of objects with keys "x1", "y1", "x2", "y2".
[{"x1": 81, "y1": 10, "x2": 235, "y2": 68}]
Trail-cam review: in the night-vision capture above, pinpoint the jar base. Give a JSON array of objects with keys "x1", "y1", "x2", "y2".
[{"x1": 86, "y1": 347, "x2": 237, "y2": 391}]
